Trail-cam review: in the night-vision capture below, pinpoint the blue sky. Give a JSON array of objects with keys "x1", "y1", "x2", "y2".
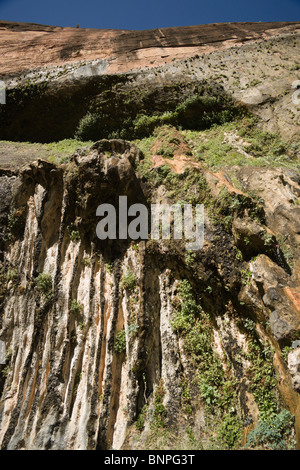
[{"x1": 0, "y1": 0, "x2": 299, "y2": 30}]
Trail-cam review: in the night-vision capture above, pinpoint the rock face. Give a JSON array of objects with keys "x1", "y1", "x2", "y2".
[
  {"x1": 0, "y1": 21, "x2": 300, "y2": 451},
  {"x1": 1, "y1": 21, "x2": 299, "y2": 144},
  {"x1": 0, "y1": 21, "x2": 299, "y2": 76},
  {"x1": 0, "y1": 138, "x2": 300, "y2": 450},
  {"x1": 288, "y1": 348, "x2": 300, "y2": 393}
]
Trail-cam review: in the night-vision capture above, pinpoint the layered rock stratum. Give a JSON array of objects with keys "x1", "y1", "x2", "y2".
[
  {"x1": 0, "y1": 20, "x2": 299, "y2": 450},
  {"x1": 0, "y1": 20, "x2": 299, "y2": 76}
]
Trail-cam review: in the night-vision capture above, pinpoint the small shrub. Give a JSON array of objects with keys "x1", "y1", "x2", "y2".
[
  {"x1": 133, "y1": 112, "x2": 173, "y2": 137},
  {"x1": 6, "y1": 269, "x2": 19, "y2": 284},
  {"x1": 104, "y1": 262, "x2": 113, "y2": 274},
  {"x1": 36, "y1": 273, "x2": 53, "y2": 302},
  {"x1": 83, "y1": 257, "x2": 91, "y2": 266},
  {"x1": 1, "y1": 365, "x2": 10, "y2": 378},
  {"x1": 181, "y1": 381, "x2": 192, "y2": 415},
  {"x1": 246, "y1": 410, "x2": 295, "y2": 450},
  {"x1": 263, "y1": 232, "x2": 274, "y2": 246},
  {"x1": 67, "y1": 226, "x2": 80, "y2": 242},
  {"x1": 120, "y1": 270, "x2": 136, "y2": 292},
  {"x1": 185, "y1": 250, "x2": 197, "y2": 267},
  {"x1": 241, "y1": 268, "x2": 252, "y2": 286},
  {"x1": 171, "y1": 280, "x2": 200, "y2": 332},
  {"x1": 199, "y1": 382, "x2": 221, "y2": 407},
  {"x1": 153, "y1": 379, "x2": 167, "y2": 429},
  {"x1": 47, "y1": 139, "x2": 93, "y2": 164},
  {"x1": 7, "y1": 207, "x2": 26, "y2": 241},
  {"x1": 246, "y1": 341, "x2": 278, "y2": 421},
  {"x1": 217, "y1": 413, "x2": 242, "y2": 449},
  {"x1": 114, "y1": 329, "x2": 126, "y2": 354},
  {"x1": 244, "y1": 318, "x2": 256, "y2": 332},
  {"x1": 136, "y1": 404, "x2": 148, "y2": 431},
  {"x1": 75, "y1": 112, "x2": 100, "y2": 141}
]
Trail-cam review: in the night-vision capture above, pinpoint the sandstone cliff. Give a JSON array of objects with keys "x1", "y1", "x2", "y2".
[{"x1": 0, "y1": 20, "x2": 299, "y2": 76}]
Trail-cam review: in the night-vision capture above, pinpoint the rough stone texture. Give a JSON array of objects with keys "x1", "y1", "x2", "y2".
[
  {"x1": 0, "y1": 140, "x2": 299, "y2": 449},
  {"x1": 0, "y1": 20, "x2": 299, "y2": 450},
  {"x1": 270, "y1": 310, "x2": 299, "y2": 343},
  {"x1": 0, "y1": 21, "x2": 299, "y2": 77},
  {"x1": 232, "y1": 216, "x2": 266, "y2": 258}
]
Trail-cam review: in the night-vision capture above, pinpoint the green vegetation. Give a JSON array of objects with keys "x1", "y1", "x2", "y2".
[
  {"x1": 170, "y1": 277, "x2": 291, "y2": 449},
  {"x1": 181, "y1": 117, "x2": 299, "y2": 171},
  {"x1": 277, "y1": 234, "x2": 294, "y2": 268},
  {"x1": 245, "y1": 340, "x2": 278, "y2": 421},
  {"x1": 132, "y1": 93, "x2": 238, "y2": 139},
  {"x1": 142, "y1": 427, "x2": 204, "y2": 450},
  {"x1": 137, "y1": 137, "x2": 265, "y2": 235},
  {"x1": 114, "y1": 328, "x2": 127, "y2": 354},
  {"x1": 35, "y1": 273, "x2": 53, "y2": 302},
  {"x1": 70, "y1": 299, "x2": 83, "y2": 317},
  {"x1": 67, "y1": 225, "x2": 81, "y2": 242},
  {"x1": 140, "y1": 160, "x2": 210, "y2": 211},
  {"x1": 114, "y1": 323, "x2": 139, "y2": 354},
  {"x1": 133, "y1": 117, "x2": 298, "y2": 246},
  {"x1": 246, "y1": 409, "x2": 295, "y2": 450},
  {"x1": 83, "y1": 257, "x2": 91, "y2": 266},
  {"x1": 133, "y1": 112, "x2": 174, "y2": 137},
  {"x1": 241, "y1": 268, "x2": 252, "y2": 286},
  {"x1": 120, "y1": 270, "x2": 136, "y2": 292},
  {"x1": 0, "y1": 138, "x2": 92, "y2": 168},
  {"x1": 1, "y1": 365, "x2": 10, "y2": 378},
  {"x1": 238, "y1": 117, "x2": 286, "y2": 158},
  {"x1": 0, "y1": 56, "x2": 298, "y2": 451},
  {"x1": 75, "y1": 113, "x2": 100, "y2": 142},
  {"x1": 171, "y1": 279, "x2": 242, "y2": 449},
  {"x1": 151, "y1": 125, "x2": 187, "y2": 158},
  {"x1": 69, "y1": 300, "x2": 85, "y2": 330},
  {"x1": 74, "y1": 80, "x2": 240, "y2": 142},
  {"x1": 47, "y1": 139, "x2": 93, "y2": 164},
  {"x1": 206, "y1": 185, "x2": 265, "y2": 230},
  {"x1": 217, "y1": 414, "x2": 243, "y2": 449},
  {"x1": 6, "y1": 81, "x2": 48, "y2": 108},
  {"x1": 136, "y1": 404, "x2": 148, "y2": 431},
  {"x1": 185, "y1": 251, "x2": 197, "y2": 268},
  {"x1": 0, "y1": 266, "x2": 20, "y2": 303},
  {"x1": 133, "y1": 116, "x2": 299, "y2": 195},
  {"x1": 152, "y1": 379, "x2": 167, "y2": 429},
  {"x1": 263, "y1": 231, "x2": 274, "y2": 247},
  {"x1": 6, "y1": 207, "x2": 26, "y2": 242},
  {"x1": 170, "y1": 278, "x2": 290, "y2": 448},
  {"x1": 171, "y1": 280, "x2": 201, "y2": 333},
  {"x1": 104, "y1": 262, "x2": 113, "y2": 274},
  {"x1": 184, "y1": 126, "x2": 244, "y2": 170},
  {"x1": 180, "y1": 380, "x2": 192, "y2": 415}
]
